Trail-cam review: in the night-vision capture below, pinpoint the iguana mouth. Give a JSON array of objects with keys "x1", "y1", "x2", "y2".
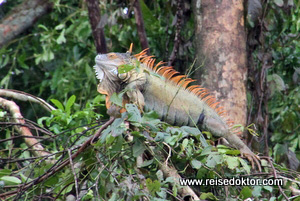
[{"x1": 93, "y1": 65, "x2": 104, "y2": 81}]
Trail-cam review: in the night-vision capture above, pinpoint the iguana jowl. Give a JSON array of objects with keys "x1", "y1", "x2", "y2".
[{"x1": 93, "y1": 47, "x2": 261, "y2": 170}]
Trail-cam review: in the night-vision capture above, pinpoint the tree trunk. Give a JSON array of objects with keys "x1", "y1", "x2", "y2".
[
  {"x1": 133, "y1": 0, "x2": 149, "y2": 53},
  {"x1": 193, "y1": 0, "x2": 248, "y2": 129},
  {"x1": 0, "y1": 0, "x2": 53, "y2": 48},
  {"x1": 86, "y1": 0, "x2": 107, "y2": 54}
]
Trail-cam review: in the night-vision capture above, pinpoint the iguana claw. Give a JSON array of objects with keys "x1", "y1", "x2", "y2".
[{"x1": 240, "y1": 146, "x2": 261, "y2": 172}]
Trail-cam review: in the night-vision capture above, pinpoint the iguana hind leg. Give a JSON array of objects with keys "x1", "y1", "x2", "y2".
[{"x1": 203, "y1": 116, "x2": 261, "y2": 171}]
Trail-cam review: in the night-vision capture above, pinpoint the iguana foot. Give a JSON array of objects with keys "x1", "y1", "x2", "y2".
[{"x1": 240, "y1": 146, "x2": 261, "y2": 172}]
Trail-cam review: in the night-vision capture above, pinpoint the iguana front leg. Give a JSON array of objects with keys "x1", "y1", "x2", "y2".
[
  {"x1": 125, "y1": 83, "x2": 145, "y2": 112},
  {"x1": 122, "y1": 72, "x2": 147, "y2": 112}
]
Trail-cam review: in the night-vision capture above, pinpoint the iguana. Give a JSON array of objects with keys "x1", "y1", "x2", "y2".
[{"x1": 93, "y1": 45, "x2": 261, "y2": 170}]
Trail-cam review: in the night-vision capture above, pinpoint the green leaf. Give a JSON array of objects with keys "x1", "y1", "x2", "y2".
[
  {"x1": 17, "y1": 54, "x2": 29, "y2": 69},
  {"x1": 110, "y1": 118, "x2": 126, "y2": 137},
  {"x1": 146, "y1": 178, "x2": 161, "y2": 196},
  {"x1": 0, "y1": 176, "x2": 22, "y2": 185},
  {"x1": 65, "y1": 95, "x2": 76, "y2": 114},
  {"x1": 0, "y1": 74, "x2": 11, "y2": 88},
  {"x1": 139, "y1": 0, "x2": 157, "y2": 27},
  {"x1": 38, "y1": 24, "x2": 49, "y2": 31},
  {"x1": 240, "y1": 186, "x2": 252, "y2": 199},
  {"x1": 191, "y1": 159, "x2": 202, "y2": 169},
  {"x1": 118, "y1": 64, "x2": 135, "y2": 74},
  {"x1": 82, "y1": 190, "x2": 94, "y2": 201},
  {"x1": 132, "y1": 140, "x2": 146, "y2": 157},
  {"x1": 181, "y1": 138, "x2": 189, "y2": 149},
  {"x1": 261, "y1": 159, "x2": 268, "y2": 167},
  {"x1": 172, "y1": 184, "x2": 178, "y2": 197},
  {"x1": 239, "y1": 158, "x2": 251, "y2": 174},
  {"x1": 181, "y1": 126, "x2": 208, "y2": 147},
  {"x1": 55, "y1": 24, "x2": 65, "y2": 30},
  {"x1": 154, "y1": 132, "x2": 169, "y2": 141},
  {"x1": 106, "y1": 134, "x2": 115, "y2": 145},
  {"x1": 139, "y1": 159, "x2": 154, "y2": 167},
  {"x1": 252, "y1": 186, "x2": 262, "y2": 197},
  {"x1": 224, "y1": 155, "x2": 239, "y2": 169},
  {"x1": 126, "y1": 104, "x2": 142, "y2": 123},
  {"x1": 201, "y1": 146, "x2": 212, "y2": 155},
  {"x1": 141, "y1": 110, "x2": 161, "y2": 128},
  {"x1": 142, "y1": 110, "x2": 159, "y2": 120},
  {"x1": 50, "y1": 99, "x2": 64, "y2": 111},
  {"x1": 206, "y1": 153, "x2": 223, "y2": 168},
  {"x1": 217, "y1": 145, "x2": 240, "y2": 155},
  {"x1": 20, "y1": 173, "x2": 33, "y2": 183},
  {"x1": 0, "y1": 169, "x2": 12, "y2": 177},
  {"x1": 156, "y1": 190, "x2": 167, "y2": 199},
  {"x1": 267, "y1": 73, "x2": 286, "y2": 96},
  {"x1": 200, "y1": 192, "x2": 218, "y2": 200},
  {"x1": 156, "y1": 170, "x2": 164, "y2": 182},
  {"x1": 110, "y1": 92, "x2": 123, "y2": 107},
  {"x1": 56, "y1": 29, "x2": 66, "y2": 44},
  {"x1": 44, "y1": 175, "x2": 59, "y2": 187},
  {"x1": 263, "y1": 185, "x2": 273, "y2": 192}
]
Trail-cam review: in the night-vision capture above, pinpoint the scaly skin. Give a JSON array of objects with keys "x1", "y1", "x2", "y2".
[{"x1": 93, "y1": 50, "x2": 261, "y2": 170}]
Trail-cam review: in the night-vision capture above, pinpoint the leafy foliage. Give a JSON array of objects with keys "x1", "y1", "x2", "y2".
[
  {"x1": 248, "y1": 0, "x2": 300, "y2": 166},
  {"x1": 0, "y1": 0, "x2": 97, "y2": 103},
  {"x1": 3, "y1": 100, "x2": 296, "y2": 200}
]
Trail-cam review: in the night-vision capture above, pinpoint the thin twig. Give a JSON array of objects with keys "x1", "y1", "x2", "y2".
[
  {"x1": 0, "y1": 89, "x2": 56, "y2": 111},
  {"x1": 162, "y1": 142, "x2": 171, "y2": 166},
  {"x1": 0, "y1": 121, "x2": 54, "y2": 136},
  {"x1": 68, "y1": 149, "x2": 79, "y2": 200},
  {"x1": 266, "y1": 157, "x2": 290, "y2": 201}
]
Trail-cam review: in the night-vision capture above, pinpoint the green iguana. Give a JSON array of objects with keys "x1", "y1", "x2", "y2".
[{"x1": 93, "y1": 46, "x2": 261, "y2": 170}]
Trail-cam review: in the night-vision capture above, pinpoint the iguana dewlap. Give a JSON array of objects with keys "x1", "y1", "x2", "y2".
[{"x1": 93, "y1": 48, "x2": 261, "y2": 170}]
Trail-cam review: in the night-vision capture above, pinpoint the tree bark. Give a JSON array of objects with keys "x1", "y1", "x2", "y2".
[
  {"x1": 168, "y1": 0, "x2": 183, "y2": 66},
  {"x1": 133, "y1": 0, "x2": 149, "y2": 53},
  {"x1": 86, "y1": 0, "x2": 107, "y2": 54},
  {"x1": 0, "y1": 0, "x2": 53, "y2": 48},
  {"x1": 193, "y1": 0, "x2": 248, "y2": 128}
]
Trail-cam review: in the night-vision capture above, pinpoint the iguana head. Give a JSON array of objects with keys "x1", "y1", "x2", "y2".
[{"x1": 94, "y1": 52, "x2": 131, "y2": 81}]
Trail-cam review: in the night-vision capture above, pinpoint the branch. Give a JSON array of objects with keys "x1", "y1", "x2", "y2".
[
  {"x1": 0, "y1": 0, "x2": 53, "y2": 48},
  {"x1": 264, "y1": 157, "x2": 290, "y2": 201},
  {"x1": 133, "y1": 0, "x2": 149, "y2": 53},
  {"x1": 0, "y1": 97, "x2": 50, "y2": 157},
  {"x1": 0, "y1": 89, "x2": 55, "y2": 112},
  {"x1": 0, "y1": 117, "x2": 115, "y2": 200},
  {"x1": 159, "y1": 163, "x2": 200, "y2": 200},
  {"x1": 86, "y1": 0, "x2": 107, "y2": 54}
]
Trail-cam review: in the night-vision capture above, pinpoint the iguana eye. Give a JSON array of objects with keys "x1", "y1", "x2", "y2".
[
  {"x1": 118, "y1": 73, "x2": 128, "y2": 80},
  {"x1": 107, "y1": 53, "x2": 117, "y2": 59}
]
